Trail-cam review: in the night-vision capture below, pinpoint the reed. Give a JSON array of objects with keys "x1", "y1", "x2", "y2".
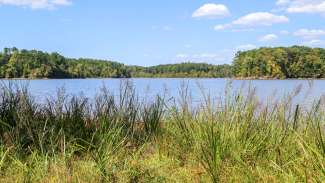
[{"x1": 0, "y1": 81, "x2": 325, "y2": 182}]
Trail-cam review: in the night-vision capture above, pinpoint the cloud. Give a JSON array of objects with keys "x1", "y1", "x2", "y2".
[
  {"x1": 276, "y1": 0, "x2": 325, "y2": 15},
  {"x1": 0, "y1": 0, "x2": 72, "y2": 9},
  {"x1": 232, "y1": 12, "x2": 289, "y2": 26},
  {"x1": 287, "y1": 1, "x2": 325, "y2": 14},
  {"x1": 176, "y1": 54, "x2": 188, "y2": 58},
  {"x1": 175, "y1": 50, "x2": 234, "y2": 63},
  {"x1": 162, "y1": 26, "x2": 173, "y2": 31},
  {"x1": 151, "y1": 25, "x2": 174, "y2": 31},
  {"x1": 214, "y1": 24, "x2": 255, "y2": 32},
  {"x1": 214, "y1": 24, "x2": 232, "y2": 30},
  {"x1": 176, "y1": 46, "x2": 259, "y2": 64},
  {"x1": 214, "y1": 12, "x2": 289, "y2": 31},
  {"x1": 176, "y1": 53, "x2": 220, "y2": 59},
  {"x1": 230, "y1": 28, "x2": 255, "y2": 32},
  {"x1": 236, "y1": 44, "x2": 257, "y2": 51},
  {"x1": 52, "y1": 0, "x2": 71, "y2": 6},
  {"x1": 293, "y1": 29, "x2": 325, "y2": 39},
  {"x1": 280, "y1": 30, "x2": 290, "y2": 35},
  {"x1": 276, "y1": 0, "x2": 291, "y2": 6},
  {"x1": 192, "y1": 3, "x2": 230, "y2": 19},
  {"x1": 259, "y1": 34, "x2": 278, "y2": 42},
  {"x1": 302, "y1": 39, "x2": 325, "y2": 46},
  {"x1": 294, "y1": 29, "x2": 325, "y2": 47}
]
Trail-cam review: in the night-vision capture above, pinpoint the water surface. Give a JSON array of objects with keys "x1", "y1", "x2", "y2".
[{"x1": 1, "y1": 78, "x2": 324, "y2": 106}]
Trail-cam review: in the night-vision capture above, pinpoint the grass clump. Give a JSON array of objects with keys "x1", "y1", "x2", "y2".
[{"x1": 0, "y1": 81, "x2": 325, "y2": 182}]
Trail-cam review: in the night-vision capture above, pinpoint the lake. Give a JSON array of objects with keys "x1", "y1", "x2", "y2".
[{"x1": 1, "y1": 78, "x2": 325, "y2": 107}]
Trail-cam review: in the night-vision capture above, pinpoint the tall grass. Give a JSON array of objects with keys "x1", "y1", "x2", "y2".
[{"x1": 0, "y1": 81, "x2": 325, "y2": 182}]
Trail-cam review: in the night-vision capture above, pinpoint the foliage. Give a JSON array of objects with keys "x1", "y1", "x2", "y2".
[
  {"x1": 128, "y1": 63, "x2": 233, "y2": 78},
  {"x1": 2, "y1": 46, "x2": 325, "y2": 79},
  {"x1": 0, "y1": 47, "x2": 130, "y2": 78},
  {"x1": 233, "y1": 46, "x2": 325, "y2": 79},
  {"x1": 0, "y1": 47, "x2": 233, "y2": 79}
]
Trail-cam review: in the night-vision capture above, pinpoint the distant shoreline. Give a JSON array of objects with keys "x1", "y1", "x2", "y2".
[{"x1": 1, "y1": 46, "x2": 324, "y2": 80}]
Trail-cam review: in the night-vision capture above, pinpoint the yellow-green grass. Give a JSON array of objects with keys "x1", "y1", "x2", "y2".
[{"x1": 0, "y1": 81, "x2": 324, "y2": 182}]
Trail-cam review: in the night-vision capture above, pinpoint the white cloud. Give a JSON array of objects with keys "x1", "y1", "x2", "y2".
[
  {"x1": 162, "y1": 26, "x2": 173, "y2": 31},
  {"x1": 230, "y1": 28, "x2": 255, "y2": 32},
  {"x1": 232, "y1": 12, "x2": 289, "y2": 26},
  {"x1": 176, "y1": 54, "x2": 188, "y2": 58},
  {"x1": 259, "y1": 34, "x2": 278, "y2": 42},
  {"x1": 174, "y1": 50, "x2": 234, "y2": 64},
  {"x1": 293, "y1": 29, "x2": 325, "y2": 39},
  {"x1": 236, "y1": 44, "x2": 257, "y2": 51},
  {"x1": 192, "y1": 3, "x2": 230, "y2": 19},
  {"x1": 303, "y1": 39, "x2": 325, "y2": 46},
  {"x1": 276, "y1": 0, "x2": 291, "y2": 6},
  {"x1": 177, "y1": 53, "x2": 221, "y2": 59},
  {"x1": 276, "y1": 0, "x2": 325, "y2": 15},
  {"x1": 280, "y1": 30, "x2": 290, "y2": 35},
  {"x1": 176, "y1": 47, "x2": 260, "y2": 64},
  {"x1": 0, "y1": 0, "x2": 72, "y2": 9},
  {"x1": 307, "y1": 39, "x2": 322, "y2": 44},
  {"x1": 214, "y1": 24, "x2": 231, "y2": 30},
  {"x1": 196, "y1": 53, "x2": 218, "y2": 58},
  {"x1": 52, "y1": 0, "x2": 71, "y2": 5},
  {"x1": 214, "y1": 12, "x2": 289, "y2": 31},
  {"x1": 152, "y1": 25, "x2": 174, "y2": 31},
  {"x1": 288, "y1": 1, "x2": 325, "y2": 14}
]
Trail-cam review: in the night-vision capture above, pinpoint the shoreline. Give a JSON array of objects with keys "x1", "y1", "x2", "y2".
[{"x1": 1, "y1": 77, "x2": 325, "y2": 81}]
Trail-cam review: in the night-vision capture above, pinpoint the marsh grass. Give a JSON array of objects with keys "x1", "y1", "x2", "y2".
[{"x1": 0, "y1": 81, "x2": 325, "y2": 182}]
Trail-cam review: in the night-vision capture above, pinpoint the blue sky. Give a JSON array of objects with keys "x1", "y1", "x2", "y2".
[{"x1": 0, "y1": 0, "x2": 324, "y2": 66}]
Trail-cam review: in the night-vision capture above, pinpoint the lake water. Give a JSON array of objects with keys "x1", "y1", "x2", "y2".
[{"x1": 1, "y1": 78, "x2": 325, "y2": 107}]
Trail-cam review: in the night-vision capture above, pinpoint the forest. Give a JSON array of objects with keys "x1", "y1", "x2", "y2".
[
  {"x1": 1, "y1": 46, "x2": 325, "y2": 79},
  {"x1": 0, "y1": 47, "x2": 232, "y2": 78},
  {"x1": 0, "y1": 47, "x2": 130, "y2": 78},
  {"x1": 128, "y1": 63, "x2": 232, "y2": 78},
  {"x1": 233, "y1": 46, "x2": 325, "y2": 79}
]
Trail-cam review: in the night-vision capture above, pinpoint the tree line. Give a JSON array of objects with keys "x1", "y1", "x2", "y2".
[
  {"x1": 1, "y1": 46, "x2": 325, "y2": 79},
  {"x1": 128, "y1": 63, "x2": 232, "y2": 78},
  {"x1": 0, "y1": 47, "x2": 232, "y2": 78},
  {"x1": 233, "y1": 46, "x2": 325, "y2": 79},
  {"x1": 0, "y1": 47, "x2": 130, "y2": 78}
]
